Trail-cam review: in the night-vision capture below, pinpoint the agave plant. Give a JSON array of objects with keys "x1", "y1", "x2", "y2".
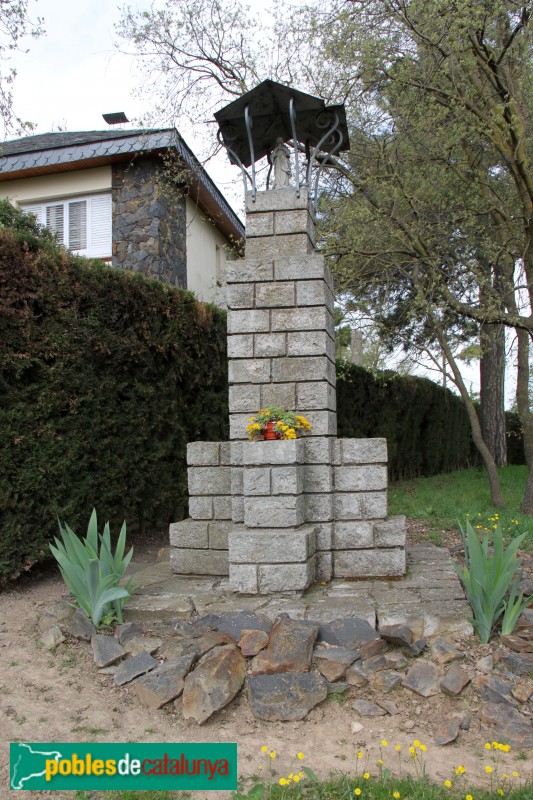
[
  {"x1": 50, "y1": 509, "x2": 135, "y2": 627},
  {"x1": 454, "y1": 520, "x2": 529, "y2": 643}
]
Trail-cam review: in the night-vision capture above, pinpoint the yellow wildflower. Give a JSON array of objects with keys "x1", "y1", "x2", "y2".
[
  {"x1": 293, "y1": 775, "x2": 300, "y2": 783},
  {"x1": 354, "y1": 789, "x2": 362, "y2": 796},
  {"x1": 497, "y1": 791, "x2": 504, "y2": 797},
  {"x1": 261, "y1": 746, "x2": 268, "y2": 753},
  {"x1": 395, "y1": 745, "x2": 401, "y2": 752},
  {"x1": 357, "y1": 752, "x2": 364, "y2": 759},
  {"x1": 279, "y1": 778, "x2": 288, "y2": 786},
  {"x1": 393, "y1": 793, "x2": 401, "y2": 799},
  {"x1": 444, "y1": 780, "x2": 452, "y2": 788},
  {"x1": 363, "y1": 772, "x2": 370, "y2": 780},
  {"x1": 485, "y1": 743, "x2": 492, "y2": 750},
  {"x1": 466, "y1": 795, "x2": 473, "y2": 800},
  {"x1": 297, "y1": 752, "x2": 304, "y2": 760},
  {"x1": 485, "y1": 766, "x2": 493, "y2": 774},
  {"x1": 512, "y1": 772, "x2": 518, "y2": 778},
  {"x1": 270, "y1": 751, "x2": 276, "y2": 759},
  {"x1": 420, "y1": 744, "x2": 427, "y2": 752},
  {"x1": 377, "y1": 759, "x2": 383, "y2": 766},
  {"x1": 381, "y1": 739, "x2": 388, "y2": 747},
  {"x1": 413, "y1": 740, "x2": 420, "y2": 748}
]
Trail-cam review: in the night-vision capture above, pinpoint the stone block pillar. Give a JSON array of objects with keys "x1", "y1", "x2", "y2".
[
  {"x1": 229, "y1": 440, "x2": 317, "y2": 593},
  {"x1": 169, "y1": 186, "x2": 406, "y2": 591},
  {"x1": 227, "y1": 188, "x2": 336, "y2": 440}
]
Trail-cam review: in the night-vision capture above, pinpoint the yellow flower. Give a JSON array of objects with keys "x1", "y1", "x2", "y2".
[
  {"x1": 261, "y1": 746, "x2": 268, "y2": 753},
  {"x1": 466, "y1": 795, "x2": 473, "y2": 800},
  {"x1": 357, "y1": 751, "x2": 364, "y2": 759},
  {"x1": 279, "y1": 778, "x2": 287, "y2": 786},
  {"x1": 381, "y1": 739, "x2": 388, "y2": 747},
  {"x1": 456, "y1": 766, "x2": 465, "y2": 775},
  {"x1": 492, "y1": 741, "x2": 499, "y2": 749},
  {"x1": 293, "y1": 775, "x2": 301, "y2": 783},
  {"x1": 354, "y1": 789, "x2": 362, "y2": 796},
  {"x1": 377, "y1": 759, "x2": 383, "y2": 766},
  {"x1": 497, "y1": 791, "x2": 504, "y2": 797},
  {"x1": 363, "y1": 772, "x2": 370, "y2": 779},
  {"x1": 420, "y1": 744, "x2": 427, "y2": 752},
  {"x1": 299, "y1": 772, "x2": 304, "y2": 778},
  {"x1": 409, "y1": 747, "x2": 416, "y2": 756},
  {"x1": 297, "y1": 752, "x2": 304, "y2": 760},
  {"x1": 393, "y1": 793, "x2": 401, "y2": 799},
  {"x1": 270, "y1": 751, "x2": 276, "y2": 759},
  {"x1": 503, "y1": 774, "x2": 509, "y2": 780},
  {"x1": 413, "y1": 740, "x2": 420, "y2": 748},
  {"x1": 444, "y1": 780, "x2": 452, "y2": 788},
  {"x1": 395, "y1": 745, "x2": 401, "y2": 752},
  {"x1": 485, "y1": 766, "x2": 493, "y2": 774},
  {"x1": 485, "y1": 743, "x2": 492, "y2": 750},
  {"x1": 512, "y1": 772, "x2": 518, "y2": 778},
  {"x1": 502, "y1": 744, "x2": 511, "y2": 753}
]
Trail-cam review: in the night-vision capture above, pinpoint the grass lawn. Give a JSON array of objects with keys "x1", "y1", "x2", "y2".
[{"x1": 389, "y1": 466, "x2": 533, "y2": 549}]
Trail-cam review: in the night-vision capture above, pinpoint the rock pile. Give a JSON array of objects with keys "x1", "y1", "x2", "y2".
[{"x1": 40, "y1": 603, "x2": 533, "y2": 747}]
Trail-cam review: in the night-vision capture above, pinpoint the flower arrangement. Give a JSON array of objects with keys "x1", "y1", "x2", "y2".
[{"x1": 246, "y1": 407, "x2": 312, "y2": 440}]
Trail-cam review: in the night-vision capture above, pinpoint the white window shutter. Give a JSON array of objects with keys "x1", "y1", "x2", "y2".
[
  {"x1": 45, "y1": 204, "x2": 64, "y2": 243},
  {"x1": 68, "y1": 200, "x2": 87, "y2": 251},
  {"x1": 88, "y1": 195, "x2": 111, "y2": 257},
  {"x1": 20, "y1": 203, "x2": 45, "y2": 225}
]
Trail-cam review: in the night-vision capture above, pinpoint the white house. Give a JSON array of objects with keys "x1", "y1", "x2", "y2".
[{"x1": 0, "y1": 128, "x2": 244, "y2": 304}]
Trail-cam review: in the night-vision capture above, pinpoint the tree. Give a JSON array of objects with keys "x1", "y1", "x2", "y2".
[
  {"x1": 117, "y1": 0, "x2": 533, "y2": 510},
  {"x1": 0, "y1": 0, "x2": 43, "y2": 137}
]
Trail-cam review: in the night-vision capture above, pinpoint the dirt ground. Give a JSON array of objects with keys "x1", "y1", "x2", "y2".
[{"x1": 1, "y1": 524, "x2": 532, "y2": 799}]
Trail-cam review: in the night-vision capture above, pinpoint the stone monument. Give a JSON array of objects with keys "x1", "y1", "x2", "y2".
[{"x1": 169, "y1": 80, "x2": 406, "y2": 593}]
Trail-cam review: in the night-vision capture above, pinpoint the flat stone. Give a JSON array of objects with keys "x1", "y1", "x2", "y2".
[
  {"x1": 114, "y1": 652, "x2": 159, "y2": 686},
  {"x1": 351, "y1": 699, "x2": 387, "y2": 717},
  {"x1": 379, "y1": 624, "x2": 413, "y2": 647},
  {"x1": 40, "y1": 600, "x2": 76, "y2": 626},
  {"x1": 479, "y1": 702, "x2": 533, "y2": 749},
  {"x1": 430, "y1": 637, "x2": 464, "y2": 665},
  {"x1": 376, "y1": 699, "x2": 400, "y2": 715},
  {"x1": 123, "y1": 593, "x2": 192, "y2": 621},
  {"x1": 317, "y1": 617, "x2": 378, "y2": 649},
  {"x1": 91, "y1": 635, "x2": 126, "y2": 668},
  {"x1": 501, "y1": 634, "x2": 533, "y2": 653},
  {"x1": 248, "y1": 672, "x2": 328, "y2": 721},
  {"x1": 313, "y1": 644, "x2": 360, "y2": 682},
  {"x1": 405, "y1": 638, "x2": 427, "y2": 657},
  {"x1": 373, "y1": 670, "x2": 403, "y2": 693},
  {"x1": 501, "y1": 651, "x2": 533, "y2": 676},
  {"x1": 134, "y1": 653, "x2": 196, "y2": 708},
  {"x1": 214, "y1": 610, "x2": 272, "y2": 641},
  {"x1": 346, "y1": 663, "x2": 369, "y2": 687},
  {"x1": 114, "y1": 622, "x2": 143, "y2": 643},
  {"x1": 474, "y1": 674, "x2": 517, "y2": 706},
  {"x1": 163, "y1": 631, "x2": 234, "y2": 660},
  {"x1": 359, "y1": 638, "x2": 388, "y2": 660},
  {"x1": 41, "y1": 626, "x2": 65, "y2": 649},
  {"x1": 402, "y1": 661, "x2": 441, "y2": 697},
  {"x1": 68, "y1": 608, "x2": 96, "y2": 641},
  {"x1": 434, "y1": 716, "x2": 462, "y2": 746},
  {"x1": 351, "y1": 721, "x2": 364, "y2": 734},
  {"x1": 440, "y1": 663, "x2": 471, "y2": 696},
  {"x1": 182, "y1": 644, "x2": 246, "y2": 724},
  {"x1": 362, "y1": 651, "x2": 408, "y2": 672},
  {"x1": 238, "y1": 629, "x2": 270, "y2": 657},
  {"x1": 122, "y1": 636, "x2": 163, "y2": 656},
  {"x1": 475, "y1": 655, "x2": 494, "y2": 673},
  {"x1": 512, "y1": 682, "x2": 533, "y2": 703},
  {"x1": 251, "y1": 615, "x2": 319, "y2": 675}
]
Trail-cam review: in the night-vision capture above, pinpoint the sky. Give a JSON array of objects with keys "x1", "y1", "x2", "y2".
[{"x1": 7, "y1": 0, "x2": 520, "y2": 407}]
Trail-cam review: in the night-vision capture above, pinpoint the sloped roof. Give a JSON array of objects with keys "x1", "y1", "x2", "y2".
[{"x1": 0, "y1": 128, "x2": 244, "y2": 243}]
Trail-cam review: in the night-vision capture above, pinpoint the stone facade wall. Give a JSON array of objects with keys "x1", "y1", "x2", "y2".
[{"x1": 111, "y1": 159, "x2": 187, "y2": 287}]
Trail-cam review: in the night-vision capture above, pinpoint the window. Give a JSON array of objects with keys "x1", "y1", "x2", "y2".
[{"x1": 21, "y1": 193, "x2": 111, "y2": 258}]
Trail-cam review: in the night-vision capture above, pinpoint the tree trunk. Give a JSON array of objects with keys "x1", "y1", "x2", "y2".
[
  {"x1": 515, "y1": 328, "x2": 533, "y2": 514},
  {"x1": 437, "y1": 329, "x2": 505, "y2": 508},
  {"x1": 480, "y1": 322, "x2": 507, "y2": 466}
]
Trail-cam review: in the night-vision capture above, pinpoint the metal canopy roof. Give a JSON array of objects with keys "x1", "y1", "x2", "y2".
[{"x1": 215, "y1": 79, "x2": 349, "y2": 168}]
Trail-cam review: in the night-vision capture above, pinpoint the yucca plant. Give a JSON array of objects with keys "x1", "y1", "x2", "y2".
[
  {"x1": 454, "y1": 520, "x2": 528, "y2": 643},
  {"x1": 50, "y1": 509, "x2": 135, "y2": 627}
]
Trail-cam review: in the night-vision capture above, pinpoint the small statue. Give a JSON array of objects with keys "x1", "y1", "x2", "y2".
[{"x1": 271, "y1": 137, "x2": 291, "y2": 188}]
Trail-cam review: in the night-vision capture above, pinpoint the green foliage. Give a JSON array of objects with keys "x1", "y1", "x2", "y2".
[
  {"x1": 0, "y1": 198, "x2": 59, "y2": 251},
  {"x1": 50, "y1": 509, "x2": 134, "y2": 627},
  {"x1": 0, "y1": 230, "x2": 228, "y2": 583},
  {"x1": 454, "y1": 521, "x2": 528, "y2": 643},
  {"x1": 336, "y1": 360, "x2": 474, "y2": 480}
]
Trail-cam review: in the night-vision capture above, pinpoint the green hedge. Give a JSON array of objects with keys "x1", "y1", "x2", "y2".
[
  {"x1": 336, "y1": 361, "x2": 475, "y2": 480},
  {"x1": 0, "y1": 230, "x2": 228, "y2": 582}
]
